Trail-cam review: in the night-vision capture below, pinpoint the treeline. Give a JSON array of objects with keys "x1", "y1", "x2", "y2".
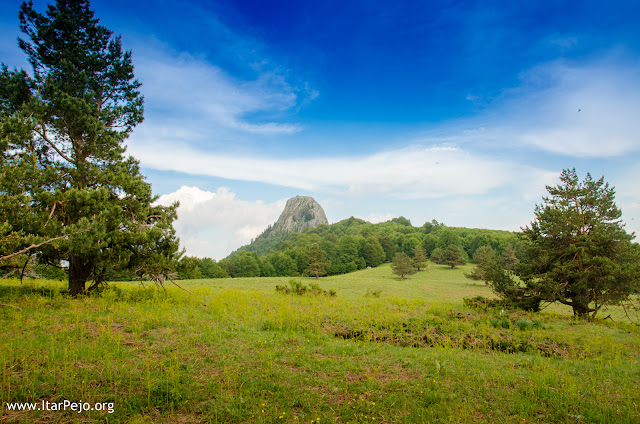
[{"x1": 177, "y1": 217, "x2": 524, "y2": 279}]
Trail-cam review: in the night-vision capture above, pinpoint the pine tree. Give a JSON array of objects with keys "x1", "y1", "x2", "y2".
[
  {"x1": 501, "y1": 245, "x2": 519, "y2": 270},
  {"x1": 465, "y1": 245, "x2": 498, "y2": 281},
  {"x1": 488, "y1": 169, "x2": 640, "y2": 320},
  {"x1": 432, "y1": 245, "x2": 466, "y2": 269},
  {"x1": 391, "y1": 252, "x2": 416, "y2": 279},
  {"x1": 305, "y1": 243, "x2": 330, "y2": 278},
  {"x1": 0, "y1": 0, "x2": 180, "y2": 294},
  {"x1": 412, "y1": 245, "x2": 428, "y2": 271}
]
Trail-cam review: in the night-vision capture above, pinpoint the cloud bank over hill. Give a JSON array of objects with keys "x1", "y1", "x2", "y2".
[{"x1": 155, "y1": 186, "x2": 285, "y2": 259}]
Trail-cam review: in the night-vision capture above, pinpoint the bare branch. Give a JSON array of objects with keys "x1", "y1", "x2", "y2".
[
  {"x1": 0, "y1": 302, "x2": 23, "y2": 311},
  {"x1": 33, "y1": 126, "x2": 74, "y2": 164},
  {"x1": 44, "y1": 200, "x2": 64, "y2": 227},
  {"x1": 168, "y1": 277, "x2": 195, "y2": 295},
  {"x1": 1, "y1": 227, "x2": 92, "y2": 262},
  {"x1": 0, "y1": 234, "x2": 68, "y2": 262}
]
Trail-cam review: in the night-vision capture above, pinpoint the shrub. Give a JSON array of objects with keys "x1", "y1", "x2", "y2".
[
  {"x1": 275, "y1": 280, "x2": 336, "y2": 296},
  {"x1": 490, "y1": 317, "x2": 511, "y2": 329},
  {"x1": 365, "y1": 289, "x2": 382, "y2": 298},
  {"x1": 514, "y1": 319, "x2": 534, "y2": 331}
]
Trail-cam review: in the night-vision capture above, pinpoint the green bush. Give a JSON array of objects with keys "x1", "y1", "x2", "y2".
[
  {"x1": 514, "y1": 319, "x2": 533, "y2": 330},
  {"x1": 275, "y1": 280, "x2": 336, "y2": 296}
]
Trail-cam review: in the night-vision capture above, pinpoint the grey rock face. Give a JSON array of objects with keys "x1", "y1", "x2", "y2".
[{"x1": 273, "y1": 196, "x2": 328, "y2": 233}]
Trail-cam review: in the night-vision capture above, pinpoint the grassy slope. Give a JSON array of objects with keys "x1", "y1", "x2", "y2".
[{"x1": 1, "y1": 263, "x2": 639, "y2": 423}]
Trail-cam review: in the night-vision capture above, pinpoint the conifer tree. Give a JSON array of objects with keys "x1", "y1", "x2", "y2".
[
  {"x1": 391, "y1": 252, "x2": 416, "y2": 279},
  {"x1": 501, "y1": 245, "x2": 519, "y2": 270},
  {"x1": 0, "y1": 0, "x2": 180, "y2": 294},
  {"x1": 465, "y1": 245, "x2": 499, "y2": 281},
  {"x1": 412, "y1": 245, "x2": 428, "y2": 271},
  {"x1": 487, "y1": 169, "x2": 640, "y2": 320},
  {"x1": 305, "y1": 242, "x2": 330, "y2": 278},
  {"x1": 432, "y1": 245, "x2": 466, "y2": 269}
]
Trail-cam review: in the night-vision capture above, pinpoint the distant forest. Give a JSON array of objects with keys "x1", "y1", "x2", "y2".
[{"x1": 179, "y1": 217, "x2": 524, "y2": 280}]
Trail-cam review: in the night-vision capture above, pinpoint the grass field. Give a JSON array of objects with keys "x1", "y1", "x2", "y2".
[{"x1": 1, "y1": 263, "x2": 639, "y2": 423}]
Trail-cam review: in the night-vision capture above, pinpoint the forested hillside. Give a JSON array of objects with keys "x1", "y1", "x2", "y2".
[{"x1": 181, "y1": 217, "x2": 523, "y2": 279}]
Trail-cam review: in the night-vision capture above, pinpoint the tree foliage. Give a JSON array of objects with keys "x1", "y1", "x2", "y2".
[
  {"x1": 222, "y1": 213, "x2": 520, "y2": 279},
  {"x1": 487, "y1": 169, "x2": 640, "y2": 320},
  {"x1": 0, "y1": 0, "x2": 180, "y2": 294}
]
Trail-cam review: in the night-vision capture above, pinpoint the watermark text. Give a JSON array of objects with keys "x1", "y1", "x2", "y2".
[{"x1": 5, "y1": 400, "x2": 114, "y2": 414}]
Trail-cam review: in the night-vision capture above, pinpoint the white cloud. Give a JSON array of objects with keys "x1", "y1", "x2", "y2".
[
  {"x1": 612, "y1": 164, "x2": 640, "y2": 237},
  {"x1": 155, "y1": 186, "x2": 286, "y2": 259},
  {"x1": 354, "y1": 213, "x2": 396, "y2": 224},
  {"x1": 512, "y1": 61, "x2": 640, "y2": 157},
  {"x1": 130, "y1": 142, "x2": 555, "y2": 200},
  {"x1": 132, "y1": 39, "x2": 305, "y2": 137}
]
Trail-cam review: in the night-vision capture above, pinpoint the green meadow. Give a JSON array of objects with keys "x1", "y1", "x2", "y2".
[{"x1": 1, "y1": 263, "x2": 639, "y2": 423}]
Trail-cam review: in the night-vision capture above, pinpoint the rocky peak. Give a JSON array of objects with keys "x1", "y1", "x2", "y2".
[{"x1": 272, "y1": 196, "x2": 328, "y2": 234}]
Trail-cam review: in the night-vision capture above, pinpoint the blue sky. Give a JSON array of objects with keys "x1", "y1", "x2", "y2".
[{"x1": 2, "y1": 0, "x2": 640, "y2": 259}]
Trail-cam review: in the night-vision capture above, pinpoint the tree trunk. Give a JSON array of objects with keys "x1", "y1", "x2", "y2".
[
  {"x1": 572, "y1": 301, "x2": 591, "y2": 321},
  {"x1": 68, "y1": 255, "x2": 92, "y2": 296}
]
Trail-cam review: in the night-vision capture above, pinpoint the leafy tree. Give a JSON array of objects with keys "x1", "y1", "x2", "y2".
[
  {"x1": 422, "y1": 233, "x2": 438, "y2": 257},
  {"x1": 412, "y1": 245, "x2": 428, "y2": 271},
  {"x1": 1, "y1": 0, "x2": 180, "y2": 294},
  {"x1": 463, "y1": 233, "x2": 490, "y2": 260},
  {"x1": 327, "y1": 261, "x2": 345, "y2": 276},
  {"x1": 401, "y1": 236, "x2": 421, "y2": 256},
  {"x1": 338, "y1": 235, "x2": 360, "y2": 264},
  {"x1": 360, "y1": 237, "x2": 385, "y2": 267},
  {"x1": 177, "y1": 256, "x2": 201, "y2": 280},
  {"x1": 436, "y1": 228, "x2": 462, "y2": 249},
  {"x1": 228, "y1": 251, "x2": 261, "y2": 277},
  {"x1": 391, "y1": 216, "x2": 412, "y2": 226},
  {"x1": 259, "y1": 258, "x2": 276, "y2": 277},
  {"x1": 267, "y1": 251, "x2": 298, "y2": 276},
  {"x1": 391, "y1": 252, "x2": 416, "y2": 279},
  {"x1": 344, "y1": 261, "x2": 358, "y2": 273},
  {"x1": 198, "y1": 257, "x2": 229, "y2": 278},
  {"x1": 289, "y1": 247, "x2": 309, "y2": 276},
  {"x1": 305, "y1": 243, "x2": 330, "y2": 278},
  {"x1": 506, "y1": 169, "x2": 640, "y2": 320},
  {"x1": 376, "y1": 235, "x2": 395, "y2": 262}
]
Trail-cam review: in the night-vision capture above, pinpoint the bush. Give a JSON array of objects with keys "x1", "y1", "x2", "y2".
[
  {"x1": 513, "y1": 319, "x2": 533, "y2": 331},
  {"x1": 490, "y1": 317, "x2": 511, "y2": 329},
  {"x1": 365, "y1": 289, "x2": 382, "y2": 298},
  {"x1": 463, "y1": 295, "x2": 542, "y2": 312},
  {"x1": 275, "y1": 280, "x2": 336, "y2": 296}
]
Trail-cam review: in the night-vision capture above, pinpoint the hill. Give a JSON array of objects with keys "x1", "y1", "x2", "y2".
[{"x1": 218, "y1": 213, "x2": 520, "y2": 279}]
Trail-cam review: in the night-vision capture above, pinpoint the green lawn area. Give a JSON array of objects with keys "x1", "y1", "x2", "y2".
[{"x1": 1, "y1": 263, "x2": 639, "y2": 423}]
